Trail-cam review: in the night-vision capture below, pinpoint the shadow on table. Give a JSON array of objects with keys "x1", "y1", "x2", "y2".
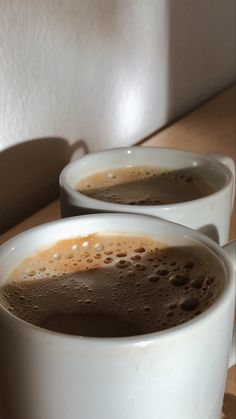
[
  {"x1": 222, "y1": 393, "x2": 236, "y2": 418},
  {"x1": 0, "y1": 137, "x2": 88, "y2": 234}
]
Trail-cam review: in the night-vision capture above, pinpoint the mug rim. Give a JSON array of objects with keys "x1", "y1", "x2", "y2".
[
  {"x1": 0, "y1": 213, "x2": 234, "y2": 346},
  {"x1": 59, "y1": 146, "x2": 233, "y2": 211}
]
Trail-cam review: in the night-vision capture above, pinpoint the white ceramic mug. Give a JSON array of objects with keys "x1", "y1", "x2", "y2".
[
  {"x1": 0, "y1": 213, "x2": 235, "y2": 419},
  {"x1": 60, "y1": 147, "x2": 235, "y2": 245}
]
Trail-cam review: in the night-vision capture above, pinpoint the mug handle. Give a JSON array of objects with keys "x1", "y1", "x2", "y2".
[
  {"x1": 207, "y1": 152, "x2": 235, "y2": 212},
  {"x1": 222, "y1": 240, "x2": 236, "y2": 368}
]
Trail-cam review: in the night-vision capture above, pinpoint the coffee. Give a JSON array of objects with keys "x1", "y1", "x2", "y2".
[
  {"x1": 0, "y1": 234, "x2": 222, "y2": 337},
  {"x1": 76, "y1": 166, "x2": 217, "y2": 205}
]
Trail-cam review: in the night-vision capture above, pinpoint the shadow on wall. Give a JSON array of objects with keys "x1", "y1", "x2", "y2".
[
  {"x1": 0, "y1": 137, "x2": 88, "y2": 234},
  {"x1": 197, "y1": 224, "x2": 220, "y2": 244}
]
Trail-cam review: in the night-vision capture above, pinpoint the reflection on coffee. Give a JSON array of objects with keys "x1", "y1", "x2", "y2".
[
  {"x1": 76, "y1": 166, "x2": 217, "y2": 205},
  {"x1": 0, "y1": 234, "x2": 222, "y2": 337}
]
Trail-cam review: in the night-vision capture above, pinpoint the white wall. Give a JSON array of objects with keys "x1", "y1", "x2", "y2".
[
  {"x1": 0, "y1": 0, "x2": 169, "y2": 152},
  {"x1": 0, "y1": 0, "x2": 235, "y2": 152}
]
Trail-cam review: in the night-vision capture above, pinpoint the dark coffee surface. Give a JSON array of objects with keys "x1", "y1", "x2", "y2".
[
  {"x1": 76, "y1": 166, "x2": 217, "y2": 205},
  {"x1": 0, "y1": 234, "x2": 223, "y2": 337}
]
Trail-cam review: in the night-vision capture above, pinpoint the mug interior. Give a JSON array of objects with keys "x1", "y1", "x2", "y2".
[
  {"x1": 0, "y1": 214, "x2": 233, "y2": 345},
  {"x1": 60, "y1": 147, "x2": 230, "y2": 205},
  {"x1": 0, "y1": 213, "x2": 228, "y2": 296}
]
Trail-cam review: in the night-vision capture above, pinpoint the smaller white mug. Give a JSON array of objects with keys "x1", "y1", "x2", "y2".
[
  {"x1": 60, "y1": 147, "x2": 235, "y2": 245},
  {"x1": 0, "y1": 213, "x2": 235, "y2": 419}
]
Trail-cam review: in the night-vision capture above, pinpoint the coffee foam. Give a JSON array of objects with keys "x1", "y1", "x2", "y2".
[
  {"x1": 76, "y1": 166, "x2": 217, "y2": 205},
  {"x1": 0, "y1": 234, "x2": 223, "y2": 336}
]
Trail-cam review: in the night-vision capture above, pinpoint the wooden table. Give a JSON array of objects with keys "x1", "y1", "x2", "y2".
[{"x1": 0, "y1": 85, "x2": 235, "y2": 418}]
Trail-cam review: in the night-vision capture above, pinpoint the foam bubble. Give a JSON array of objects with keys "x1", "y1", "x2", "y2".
[
  {"x1": 81, "y1": 252, "x2": 89, "y2": 258},
  {"x1": 180, "y1": 297, "x2": 199, "y2": 311},
  {"x1": 66, "y1": 253, "x2": 74, "y2": 259},
  {"x1": 206, "y1": 276, "x2": 215, "y2": 286},
  {"x1": 72, "y1": 244, "x2": 79, "y2": 252},
  {"x1": 94, "y1": 243, "x2": 104, "y2": 252},
  {"x1": 107, "y1": 172, "x2": 116, "y2": 179},
  {"x1": 134, "y1": 247, "x2": 146, "y2": 253},
  {"x1": 104, "y1": 257, "x2": 113, "y2": 264},
  {"x1": 105, "y1": 250, "x2": 113, "y2": 255},
  {"x1": 191, "y1": 276, "x2": 204, "y2": 289},
  {"x1": 94, "y1": 253, "x2": 102, "y2": 259},
  {"x1": 53, "y1": 253, "x2": 61, "y2": 260},
  {"x1": 184, "y1": 261, "x2": 194, "y2": 269},
  {"x1": 26, "y1": 270, "x2": 36, "y2": 277},
  {"x1": 170, "y1": 274, "x2": 190, "y2": 286},
  {"x1": 115, "y1": 260, "x2": 130, "y2": 269},
  {"x1": 131, "y1": 255, "x2": 141, "y2": 261},
  {"x1": 0, "y1": 234, "x2": 222, "y2": 336},
  {"x1": 82, "y1": 241, "x2": 90, "y2": 249},
  {"x1": 148, "y1": 275, "x2": 160, "y2": 283},
  {"x1": 116, "y1": 252, "x2": 127, "y2": 257}
]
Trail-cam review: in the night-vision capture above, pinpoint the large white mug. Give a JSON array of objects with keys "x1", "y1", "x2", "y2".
[
  {"x1": 60, "y1": 147, "x2": 235, "y2": 245},
  {"x1": 0, "y1": 213, "x2": 235, "y2": 419}
]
